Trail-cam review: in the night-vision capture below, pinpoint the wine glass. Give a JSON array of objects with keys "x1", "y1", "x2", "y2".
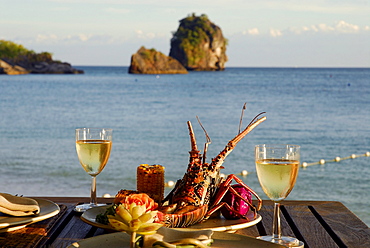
[
  {"x1": 75, "y1": 128, "x2": 113, "y2": 212},
  {"x1": 255, "y1": 144, "x2": 303, "y2": 247}
]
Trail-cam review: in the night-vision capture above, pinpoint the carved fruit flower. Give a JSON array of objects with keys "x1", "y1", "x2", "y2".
[
  {"x1": 120, "y1": 193, "x2": 158, "y2": 212},
  {"x1": 108, "y1": 193, "x2": 163, "y2": 235}
]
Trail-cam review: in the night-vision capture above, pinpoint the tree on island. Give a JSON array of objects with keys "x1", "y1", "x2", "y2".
[{"x1": 0, "y1": 40, "x2": 54, "y2": 63}]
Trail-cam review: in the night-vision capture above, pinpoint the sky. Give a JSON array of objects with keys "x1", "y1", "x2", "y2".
[{"x1": 1, "y1": 0, "x2": 369, "y2": 67}]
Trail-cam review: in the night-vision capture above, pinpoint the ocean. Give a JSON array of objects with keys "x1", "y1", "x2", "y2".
[{"x1": 0, "y1": 67, "x2": 369, "y2": 226}]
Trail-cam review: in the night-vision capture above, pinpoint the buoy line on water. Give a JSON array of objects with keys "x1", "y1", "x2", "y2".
[
  {"x1": 163, "y1": 152, "x2": 370, "y2": 188},
  {"x1": 301, "y1": 151, "x2": 370, "y2": 168},
  {"x1": 101, "y1": 152, "x2": 370, "y2": 193}
]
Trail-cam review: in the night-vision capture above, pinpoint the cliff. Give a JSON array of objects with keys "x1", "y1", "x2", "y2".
[
  {"x1": 169, "y1": 14, "x2": 228, "y2": 71},
  {"x1": 0, "y1": 40, "x2": 83, "y2": 75},
  {"x1": 128, "y1": 46, "x2": 187, "y2": 74}
]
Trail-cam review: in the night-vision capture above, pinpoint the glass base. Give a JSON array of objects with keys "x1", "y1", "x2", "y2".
[
  {"x1": 257, "y1": 235, "x2": 304, "y2": 247},
  {"x1": 74, "y1": 203, "x2": 106, "y2": 213}
]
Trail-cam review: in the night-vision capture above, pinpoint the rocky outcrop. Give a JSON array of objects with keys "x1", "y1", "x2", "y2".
[
  {"x1": 0, "y1": 57, "x2": 83, "y2": 75},
  {"x1": 169, "y1": 14, "x2": 228, "y2": 71},
  {"x1": 0, "y1": 40, "x2": 83, "y2": 75},
  {"x1": 0, "y1": 60, "x2": 29, "y2": 75},
  {"x1": 25, "y1": 61, "x2": 83, "y2": 74},
  {"x1": 129, "y1": 46, "x2": 187, "y2": 74}
]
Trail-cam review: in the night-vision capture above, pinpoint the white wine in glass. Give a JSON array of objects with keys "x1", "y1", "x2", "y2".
[
  {"x1": 75, "y1": 128, "x2": 112, "y2": 212},
  {"x1": 255, "y1": 144, "x2": 303, "y2": 247},
  {"x1": 255, "y1": 159, "x2": 299, "y2": 202}
]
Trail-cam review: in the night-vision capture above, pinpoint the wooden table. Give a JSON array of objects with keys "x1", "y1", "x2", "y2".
[{"x1": 0, "y1": 197, "x2": 369, "y2": 248}]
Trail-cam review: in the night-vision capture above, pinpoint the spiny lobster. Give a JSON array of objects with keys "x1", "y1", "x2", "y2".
[{"x1": 159, "y1": 111, "x2": 266, "y2": 228}]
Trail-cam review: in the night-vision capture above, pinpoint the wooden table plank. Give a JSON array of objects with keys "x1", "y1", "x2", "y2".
[
  {"x1": 51, "y1": 207, "x2": 107, "y2": 248},
  {"x1": 311, "y1": 201, "x2": 370, "y2": 248},
  {"x1": 235, "y1": 223, "x2": 260, "y2": 237},
  {"x1": 257, "y1": 201, "x2": 297, "y2": 238},
  {"x1": 283, "y1": 204, "x2": 339, "y2": 248}
]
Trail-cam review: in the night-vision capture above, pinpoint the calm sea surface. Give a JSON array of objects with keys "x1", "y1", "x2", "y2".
[{"x1": 0, "y1": 67, "x2": 369, "y2": 226}]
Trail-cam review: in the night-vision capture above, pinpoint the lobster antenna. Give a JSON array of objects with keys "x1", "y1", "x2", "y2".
[
  {"x1": 247, "y1": 111, "x2": 267, "y2": 127},
  {"x1": 187, "y1": 121, "x2": 199, "y2": 153},
  {"x1": 238, "y1": 102, "x2": 247, "y2": 134},
  {"x1": 196, "y1": 116, "x2": 211, "y2": 165}
]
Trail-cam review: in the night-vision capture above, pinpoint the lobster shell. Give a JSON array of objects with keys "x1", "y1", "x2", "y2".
[{"x1": 160, "y1": 205, "x2": 208, "y2": 228}]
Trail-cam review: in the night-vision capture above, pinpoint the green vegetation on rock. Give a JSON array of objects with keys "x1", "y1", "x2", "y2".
[
  {"x1": 170, "y1": 13, "x2": 228, "y2": 70},
  {"x1": 0, "y1": 40, "x2": 53, "y2": 63},
  {"x1": 0, "y1": 40, "x2": 30, "y2": 58},
  {"x1": 0, "y1": 39, "x2": 82, "y2": 75},
  {"x1": 171, "y1": 14, "x2": 212, "y2": 66}
]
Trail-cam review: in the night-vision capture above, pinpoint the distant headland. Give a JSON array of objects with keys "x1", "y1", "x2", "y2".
[{"x1": 0, "y1": 40, "x2": 83, "y2": 75}]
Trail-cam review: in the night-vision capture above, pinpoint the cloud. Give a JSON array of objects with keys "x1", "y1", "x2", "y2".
[
  {"x1": 135, "y1": 30, "x2": 153, "y2": 39},
  {"x1": 243, "y1": 28, "x2": 259, "y2": 36},
  {"x1": 257, "y1": 21, "x2": 368, "y2": 37},
  {"x1": 36, "y1": 34, "x2": 59, "y2": 43},
  {"x1": 269, "y1": 28, "x2": 282, "y2": 37},
  {"x1": 298, "y1": 21, "x2": 362, "y2": 34},
  {"x1": 22, "y1": 30, "x2": 169, "y2": 47},
  {"x1": 31, "y1": 34, "x2": 114, "y2": 44},
  {"x1": 335, "y1": 20, "x2": 360, "y2": 33}
]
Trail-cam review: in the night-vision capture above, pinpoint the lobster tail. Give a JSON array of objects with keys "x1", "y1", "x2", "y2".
[{"x1": 161, "y1": 205, "x2": 208, "y2": 228}]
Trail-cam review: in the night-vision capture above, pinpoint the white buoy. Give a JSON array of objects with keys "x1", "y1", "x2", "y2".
[
  {"x1": 302, "y1": 162, "x2": 308, "y2": 168},
  {"x1": 351, "y1": 154, "x2": 356, "y2": 159},
  {"x1": 319, "y1": 159, "x2": 326, "y2": 165},
  {"x1": 166, "y1": 180, "x2": 175, "y2": 187},
  {"x1": 241, "y1": 170, "x2": 248, "y2": 176},
  {"x1": 365, "y1": 152, "x2": 370, "y2": 157},
  {"x1": 335, "y1": 157, "x2": 341, "y2": 162}
]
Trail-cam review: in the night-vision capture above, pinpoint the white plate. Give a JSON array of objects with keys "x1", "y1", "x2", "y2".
[
  {"x1": 0, "y1": 198, "x2": 60, "y2": 230},
  {"x1": 67, "y1": 230, "x2": 284, "y2": 248},
  {"x1": 81, "y1": 205, "x2": 261, "y2": 232}
]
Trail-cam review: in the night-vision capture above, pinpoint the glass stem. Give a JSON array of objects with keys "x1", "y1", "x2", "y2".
[
  {"x1": 90, "y1": 176, "x2": 97, "y2": 206},
  {"x1": 272, "y1": 202, "x2": 282, "y2": 241},
  {"x1": 130, "y1": 232, "x2": 137, "y2": 248}
]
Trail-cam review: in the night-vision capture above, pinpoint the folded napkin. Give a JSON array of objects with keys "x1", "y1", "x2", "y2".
[
  {"x1": 142, "y1": 227, "x2": 213, "y2": 248},
  {"x1": 0, "y1": 193, "x2": 40, "y2": 216}
]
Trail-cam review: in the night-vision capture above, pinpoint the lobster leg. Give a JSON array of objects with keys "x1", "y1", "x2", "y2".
[
  {"x1": 205, "y1": 201, "x2": 252, "y2": 221},
  {"x1": 226, "y1": 174, "x2": 262, "y2": 211},
  {"x1": 204, "y1": 174, "x2": 262, "y2": 220}
]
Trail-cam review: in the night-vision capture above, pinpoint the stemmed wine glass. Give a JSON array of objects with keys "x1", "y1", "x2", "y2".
[
  {"x1": 75, "y1": 128, "x2": 112, "y2": 212},
  {"x1": 255, "y1": 144, "x2": 303, "y2": 247}
]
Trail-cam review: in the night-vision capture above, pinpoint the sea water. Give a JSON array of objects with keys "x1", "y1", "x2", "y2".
[{"x1": 0, "y1": 67, "x2": 369, "y2": 226}]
